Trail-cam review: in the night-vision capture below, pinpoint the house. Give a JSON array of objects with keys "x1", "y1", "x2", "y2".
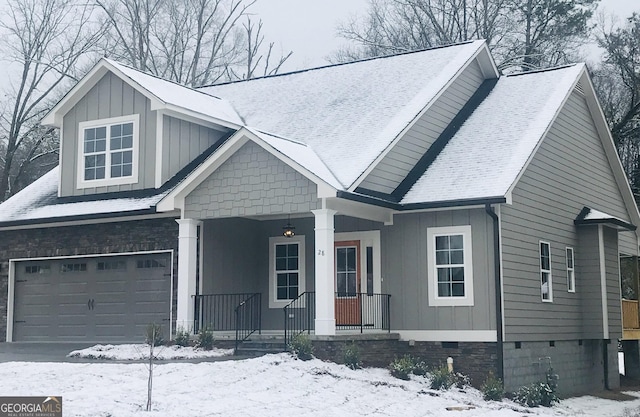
[{"x1": 0, "y1": 39, "x2": 638, "y2": 396}]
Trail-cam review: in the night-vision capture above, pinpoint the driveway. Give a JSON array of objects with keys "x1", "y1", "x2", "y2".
[{"x1": 0, "y1": 342, "x2": 98, "y2": 362}]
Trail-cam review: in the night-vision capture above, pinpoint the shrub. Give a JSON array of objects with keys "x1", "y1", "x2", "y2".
[
  {"x1": 343, "y1": 343, "x2": 361, "y2": 370},
  {"x1": 513, "y1": 382, "x2": 558, "y2": 407},
  {"x1": 289, "y1": 334, "x2": 314, "y2": 361},
  {"x1": 174, "y1": 327, "x2": 191, "y2": 347},
  {"x1": 429, "y1": 365, "x2": 454, "y2": 390},
  {"x1": 145, "y1": 323, "x2": 164, "y2": 346},
  {"x1": 389, "y1": 355, "x2": 415, "y2": 380},
  {"x1": 481, "y1": 372, "x2": 504, "y2": 401},
  {"x1": 412, "y1": 360, "x2": 429, "y2": 376},
  {"x1": 451, "y1": 371, "x2": 471, "y2": 389},
  {"x1": 197, "y1": 328, "x2": 215, "y2": 350}
]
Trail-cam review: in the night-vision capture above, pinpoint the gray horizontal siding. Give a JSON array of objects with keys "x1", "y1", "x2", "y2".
[
  {"x1": 161, "y1": 115, "x2": 227, "y2": 183},
  {"x1": 359, "y1": 59, "x2": 485, "y2": 193},
  {"x1": 381, "y1": 208, "x2": 495, "y2": 332},
  {"x1": 501, "y1": 89, "x2": 636, "y2": 341},
  {"x1": 61, "y1": 71, "x2": 156, "y2": 196}
]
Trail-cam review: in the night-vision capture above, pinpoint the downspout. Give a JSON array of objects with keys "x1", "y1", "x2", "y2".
[{"x1": 485, "y1": 204, "x2": 504, "y2": 382}]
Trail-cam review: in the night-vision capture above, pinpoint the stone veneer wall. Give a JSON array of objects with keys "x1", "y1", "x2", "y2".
[
  {"x1": 310, "y1": 335, "x2": 498, "y2": 388},
  {"x1": 0, "y1": 217, "x2": 179, "y2": 342}
]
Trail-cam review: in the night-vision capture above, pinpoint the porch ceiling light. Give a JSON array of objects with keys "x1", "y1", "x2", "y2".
[{"x1": 283, "y1": 215, "x2": 295, "y2": 238}]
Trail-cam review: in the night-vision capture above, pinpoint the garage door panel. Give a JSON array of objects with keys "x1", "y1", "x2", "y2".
[{"x1": 13, "y1": 253, "x2": 172, "y2": 342}]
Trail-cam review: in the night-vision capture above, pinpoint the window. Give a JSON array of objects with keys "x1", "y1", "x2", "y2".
[
  {"x1": 427, "y1": 225, "x2": 474, "y2": 306},
  {"x1": 97, "y1": 260, "x2": 127, "y2": 271},
  {"x1": 78, "y1": 115, "x2": 139, "y2": 188},
  {"x1": 566, "y1": 247, "x2": 575, "y2": 293},
  {"x1": 25, "y1": 265, "x2": 50, "y2": 274},
  {"x1": 269, "y1": 235, "x2": 305, "y2": 308},
  {"x1": 540, "y1": 241, "x2": 552, "y2": 302},
  {"x1": 137, "y1": 259, "x2": 166, "y2": 269},
  {"x1": 61, "y1": 263, "x2": 87, "y2": 273}
]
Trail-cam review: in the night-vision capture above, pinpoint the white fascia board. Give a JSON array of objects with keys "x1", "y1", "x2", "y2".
[
  {"x1": 348, "y1": 41, "x2": 489, "y2": 192},
  {"x1": 504, "y1": 65, "x2": 583, "y2": 200},
  {"x1": 41, "y1": 59, "x2": 165, "y2": 128},
  {"x1": 580, "y1": 71, "x2": 640, "y2": 247},
  {"x1": 326, "y1": 196, "x2": 394, "y2": 224},
  {"x1": 157, "y1": 128, "x2": 338, "y2": 213},
  {"x1": 160, "y1": 103, "x2": 242, "y2": 131}
]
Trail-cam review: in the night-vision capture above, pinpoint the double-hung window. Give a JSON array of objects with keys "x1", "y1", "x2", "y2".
[
  {"x1": 427, "y1": 225, "x2": 474, "y2": 306},
  {"x1": 540, "y1": 241, "x2": 553, "y2": 301},
  {"x1": 78, "y1": 115, "x2": 139, "y2": 188},
  {"x1": 566, "y1": 247, "x2": 575, "y2": 293},
  {"x1": 269, "y1": 235, "x2": 305, "y2": 308}
]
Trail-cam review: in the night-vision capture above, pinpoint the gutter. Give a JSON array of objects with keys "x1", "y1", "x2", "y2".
[{"x1": 485, "y1": 203, "x2": 504, "y2": 382}]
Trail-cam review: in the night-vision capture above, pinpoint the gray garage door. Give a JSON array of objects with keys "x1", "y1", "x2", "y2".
[{"x1": 13, "y1": 253, "x2": 172, "y2": 342}]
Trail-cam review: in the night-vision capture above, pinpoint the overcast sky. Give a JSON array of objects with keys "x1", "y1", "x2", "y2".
[{"x1": 252, "y1": 0, "x2": 640, "y2": 72}]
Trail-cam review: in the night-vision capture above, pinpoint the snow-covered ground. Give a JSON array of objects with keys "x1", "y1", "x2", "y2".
[
  {"x1": 68, "y1": 343, "x2": 233, "y2": 360},
  {"x1": 2, "y1": 353, "x2": 640, "y2": 417}
]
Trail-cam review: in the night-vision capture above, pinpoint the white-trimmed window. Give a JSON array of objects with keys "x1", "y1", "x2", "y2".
[
  {"x1": 269, "y1": 235, "x2": 305, "y2": 308},
  {"x1": 540, "y1": 241, "x2": 553, "y2": 302},
  {"x1": 427, "y1": 225, "x2": 474, "y2": 306},
  {"x1": 77, "y1": 115, "x2": 139, "y2": 188},
  {"x1": 566, "y1": 247, "x2": 575, "y2": 293}
]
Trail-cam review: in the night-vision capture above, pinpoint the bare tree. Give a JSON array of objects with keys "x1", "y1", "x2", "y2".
[
  {"x1": 332, "y1": 0, "x2": 598, "y2": 71},
  {"x1": 0, "y1": 0, "x2": 105, "y2": 200},
  {"x1": 96, "y1": 0, "x2": 292, "y2": 86}
]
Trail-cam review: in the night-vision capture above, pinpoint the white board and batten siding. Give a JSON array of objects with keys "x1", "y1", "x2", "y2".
[
  {"x1": 61, "y1": 72, "x2": 157, "y2": 197},
  {"x1": 358, "y1": 60, "x2": 486, "y2": 194},
  {"x1": 381, "y1": 208, "x2": 496, "y2": 332},
  {"x1": 501, "y1": 89, "x2": 635, "y2": 342}
]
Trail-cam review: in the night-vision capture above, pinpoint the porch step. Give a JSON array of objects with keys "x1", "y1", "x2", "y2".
[{"x1": 234, "y1": 337, "x2": 286, "y2": 357}]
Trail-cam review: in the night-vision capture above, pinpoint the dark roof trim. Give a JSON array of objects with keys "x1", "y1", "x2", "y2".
[
  {"x1": 56, "y1": 129, "x2": 236, "y2": 204},
  {"x1": 0, "y1": 208, "x2": 164, "y2": 228},
  {"x1": 199, "y1": 41, "x2": 476, "y2": 88},
  {"x1": 574, "y1": 206, "x2": 637, "y2": 231},
  {"x1": 390, "y1": 77, "x2": 499, "y2": 202},
  {"x1": 337, "y1": 190, "x2": 506, "y2": 211}
]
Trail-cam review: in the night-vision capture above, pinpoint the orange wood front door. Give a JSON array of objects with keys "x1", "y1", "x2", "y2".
[{"x1": 335, "y1": 240, "x2": 361, "y2": 326}]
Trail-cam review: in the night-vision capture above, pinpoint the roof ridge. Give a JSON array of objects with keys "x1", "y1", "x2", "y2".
[{"x1": 197, "y1": 40, "x2": 481, "y2": 89}]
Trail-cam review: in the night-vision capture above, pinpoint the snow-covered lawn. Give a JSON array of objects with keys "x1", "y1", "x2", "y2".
[
  {"x1": 2, "y1": 354, "x2": 640, "y2": 417},
  {"x1": 68, "y1": 343, "x2": 233, "y2": 360}
]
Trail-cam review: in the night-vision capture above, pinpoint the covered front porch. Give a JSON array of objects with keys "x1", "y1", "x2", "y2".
[{"x1": 175, "y1": 211, "x2": 393, "y2": 349}]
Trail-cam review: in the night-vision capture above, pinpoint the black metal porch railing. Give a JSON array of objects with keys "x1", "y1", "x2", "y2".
[
  {"x1": 283, "y1": 292, "x2": 391, "y2": 350},
  {"x1": 193, "y1": 293, "x2": 260, "y2": 333},
  {"x1": 235, "y1": 293, "x2": 262, "y2": 351},
  {"x1": 283, "y1": 292, "x2": 315, "y2": 351}
]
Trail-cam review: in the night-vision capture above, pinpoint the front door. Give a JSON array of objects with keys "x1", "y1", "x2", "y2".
[{"x1": 335, "y1": 240, "x2": 361, "y2": 326}]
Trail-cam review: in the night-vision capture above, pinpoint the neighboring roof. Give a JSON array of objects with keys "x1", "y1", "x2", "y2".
[
  {"x1": 0, "y1": 167, "x2": 169, "y2": 227},
  {"x1": 401, "y1": 64, "x2": 585, "y2": 205},
  {"x1": 574, "y1": 206, "x2": 637, "y2": 231},
  {"x1": 200, "y1": 40, "x2": 489, "y2": 188}
]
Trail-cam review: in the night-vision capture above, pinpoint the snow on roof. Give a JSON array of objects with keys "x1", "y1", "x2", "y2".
[
  {"x1": 105, "y1": 59, "x2": 243, "y2": 126},
  {"x1": 247, "y1": 128, "x2": 342, "y2": 189},
  {"x1": 0, "y1": 166, "x2": 168, "y2": 225},
  {"x1": 200, "y1": 41, "x2": 486, "y2": 188},
  {"x1": 401, "y1": 64, "x2": 585, "y2": 205}
]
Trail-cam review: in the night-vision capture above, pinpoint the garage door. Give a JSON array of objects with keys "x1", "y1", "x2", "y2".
[{"x1": 13, "y1": 253, "x2": 172, "y2": 342}]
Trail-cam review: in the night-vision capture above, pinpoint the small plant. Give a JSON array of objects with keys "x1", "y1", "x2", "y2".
[
  {"x1": 451, "y1": 371, "x2": 471, "y2": 389},
  {"x1": 289, "y1": 334, "x2": 314, "y2": 361},
  {"x1": 513, "y1": 382, "x2": 558, "y2": 407},
  {"x1": 174, "y1": 327, "x2": 191, "y2": 347},
  {"x1": 343, "y1": 342, "x2": 361, "y2": 370},
  {"x1": 145, "y1": 323, "x2": 164, "y2": 346},
  {"x1": 197, "y1": 327, "x2": 215, "y2": 350},
  {"x1": 481, "y1": 372, "x2": 504, "y2": 401},
  {"x1": 429, "y1": 365, "x2": 454, "y2": 390},
  {"x1": 412, "y1": 360, "x2": 429, "y2": 376},
  {"x1": 389, "y1": 355, "x2": 415, "y2": 380}
]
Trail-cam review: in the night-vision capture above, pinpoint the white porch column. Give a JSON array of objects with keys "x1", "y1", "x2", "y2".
[
  {"x1": 312, "y1": 208, "x2": 337, "y2": 335},
  {"x1": 176, "y1": 219, "x2": 199, "y2": 332}
]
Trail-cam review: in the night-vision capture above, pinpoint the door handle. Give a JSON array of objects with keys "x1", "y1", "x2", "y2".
[
  {"x1": 88, "y1": 299, "x2": 91, "y2": 310},
  {"x1": 87, "y1": 299, "x2": 95, "y2": 310}
]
